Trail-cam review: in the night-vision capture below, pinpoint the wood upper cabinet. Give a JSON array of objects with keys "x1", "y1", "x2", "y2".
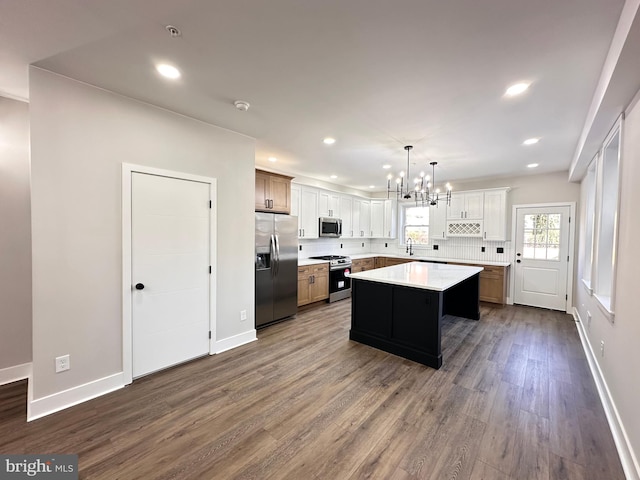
[{"x1": 255, "y1": 169, "x2": 293, "y2": 214}]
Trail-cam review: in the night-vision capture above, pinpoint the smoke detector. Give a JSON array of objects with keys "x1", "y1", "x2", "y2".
[{"x1": 234, "y1": 100, "x2": 250, "y2": 112}]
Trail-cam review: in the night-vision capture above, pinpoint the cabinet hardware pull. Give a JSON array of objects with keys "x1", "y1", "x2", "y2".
[{"x1": 266, "y1": 199, "x2": 269, "y2": 208}]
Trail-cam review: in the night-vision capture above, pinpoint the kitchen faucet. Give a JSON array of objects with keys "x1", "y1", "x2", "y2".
[{"x1": 406, "y1": 237, "x2": 414, "y2": 256}]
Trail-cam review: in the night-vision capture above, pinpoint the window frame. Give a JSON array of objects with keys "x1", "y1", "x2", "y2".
[
  {"x1": 400, "y1": 202, "x2": 430, "y2": 246},
  {"x1": 591, "y1": 115, "x2": 623, "y2": 320},
  {"x1": 581, "y1": 155, "x2": 597, "y2": 294}
]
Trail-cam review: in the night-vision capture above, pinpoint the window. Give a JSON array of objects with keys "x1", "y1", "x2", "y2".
[
  {"x1": 594, "y1": 121, "x2": 621, "y2": 314},
  {"x1": 403, "y1": 205, "x2": 429, "y2": 244},
  {"x1": 582, "y1": 157, "x2": 597, "y2": 290},
  {"x1": 522, "y1": 213, "x2": 561, "y2": 260}
]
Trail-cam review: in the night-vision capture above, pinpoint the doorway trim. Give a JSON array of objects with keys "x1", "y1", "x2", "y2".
[
  {"x1": 509, "y1": 202, "x2": 576, "y2": 313},
  {"x1": 122, "y1": 163, "x2": 217, "y2": 385}
]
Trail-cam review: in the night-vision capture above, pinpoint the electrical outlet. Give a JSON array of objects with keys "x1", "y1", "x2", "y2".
[
  {"x1": 481, "y1": 246, "x2": 486, "y2": 253},
  {"x1": 497, "y1": 247, "x2": 504, "y2": 254},
  {"x1": 240, "y1": 310, "x2": 247, "y2": 321},
  {"x1": 600, "y1": 340, "x2": 605, "y2": 357},
  {"x1": 433, "y1": 244, "x2": 439, "y2": 250},
  {"x1": 55, "y1": 355, "x2": 70, "y2": 373}
]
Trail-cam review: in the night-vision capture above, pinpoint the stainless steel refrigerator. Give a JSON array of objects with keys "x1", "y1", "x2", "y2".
[{"x1": 255, "y1": 213, "x2": 298, "y2": 328}]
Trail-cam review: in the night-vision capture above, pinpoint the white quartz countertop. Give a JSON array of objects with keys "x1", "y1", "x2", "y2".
[
  {"x1": 298, "y1": 258, "x2": 330, "y2": 266},
  {"x1": 348, "y1": 253, "x2": 510, "y2": 267},
  {"x1": 349, "y1": 261, "x2": 483, "y2": 291}
]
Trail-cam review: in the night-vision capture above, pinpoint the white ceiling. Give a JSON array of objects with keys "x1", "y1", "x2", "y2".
[{"x1": 0, "y1": 0, "x2": 625, "y2": 192}]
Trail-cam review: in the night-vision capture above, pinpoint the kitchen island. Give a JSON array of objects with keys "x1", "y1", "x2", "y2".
[{"x1": 349, "y1": 262, "x2": 483, "y2": 369}]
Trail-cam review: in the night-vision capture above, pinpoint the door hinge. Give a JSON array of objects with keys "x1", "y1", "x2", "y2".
[
  {"x1": 567, "y1": 255, "x2": 569, "y2": 262},
  {"x1": 209, "y1": 200, "x2": 212, "y2": 208},
  {"x1": 569, "y1": 216, "x2": 571, "y2": 223},
  {"x1": 209, "y1": 331, "x2": 212, "y2": 339},
  {"x1": 566, "y1": 294, "x2": 568, "y2": 300},
  {"x1": 209, "y1": 265, "x2": 212, "y2": 274}
]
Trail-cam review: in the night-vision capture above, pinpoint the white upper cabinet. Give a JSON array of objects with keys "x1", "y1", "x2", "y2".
[
  {"x1": 429, "y1": 203, "x2": 447, "y2": 240},
  {"x1": 340, "y1": 195, "x2": 353, "y2": 238},
  {"x1": 383, "y1": 199, "x2": 397, "y2": 238},
  {"x1": 352, "y1": 198, "x2": 371, "y2": 237},
  {"x1": 291, "y1": 184, "x2": 319, "y2": 239},
  {"x1": 318, "y1": 191, "x2": 340, "y2": 218},
  {"x1": 361, "y1": 200, "x2": 371, "y2": 238},
  {"x1": 445, "y1": 188, "x2": 509, "y2": 238},
  {"x1": 447, "y1": 192, "x2": 484, "y2": 220},
  {"x1": 370, "y1": 200, "x2": 385, "y2": 237},
  {"x1": 483, "y1": 189, "x2": 508, "y2": 241}
]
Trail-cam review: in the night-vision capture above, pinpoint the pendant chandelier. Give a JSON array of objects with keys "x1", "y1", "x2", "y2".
[{"x1": 387, "y1": 145, "x2": 452, "y2": 206}]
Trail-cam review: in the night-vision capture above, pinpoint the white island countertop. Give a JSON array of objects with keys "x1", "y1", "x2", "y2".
[{"x1": 349, "y1": 261, "x2": 483, "y2": 292}]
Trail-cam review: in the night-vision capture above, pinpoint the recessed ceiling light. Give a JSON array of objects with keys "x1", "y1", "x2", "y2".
[
  {"x1": 505, "y1": 82, "x2": 530, "y2": 97},
  {"x1": 323, "y1": 137, "x2": 336, "y2": 145},
  {"x1": 369, "y1": 185, "x2": 375, "y2": 189},
  {"x1": 527, "y1": 163, "x2": 539, "y2": 168},
  {"x1": 523, "y1": 138, "x2": 540, "y2": 145},
  {"x1": 156, "y1": 63, "x2": 181, "y2": 79},
  {"x1": 268, "y1": 157, "x2": 277, "y2": 162},
  {"x1": 330, "y1": 175, "x2": 338, "y2": 179},
  {"x1": 382, "y1": 164, "x2": 391, "y2": 169}
]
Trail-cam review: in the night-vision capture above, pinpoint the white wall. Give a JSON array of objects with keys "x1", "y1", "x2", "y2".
[
  {"x1": 29, "y1": 68, "x2": 255, "y2": 400},
  {"x1": 575, "y1": 92, "x2": 640, "y2": 476},
  {"x1": 450, "y1": 171, "x2": 580, "y2": 230},
  {"x1": 0, "y1": 96, "x2": 32, "y2": 370}
]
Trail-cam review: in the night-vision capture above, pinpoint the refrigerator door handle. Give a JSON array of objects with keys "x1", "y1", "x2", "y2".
[
  {"x1": 274, "y1": 234, "x2": 280, "y2": 276},
  {"x1": 270, "y1": 234, "x2": 276, "y2": 278}
]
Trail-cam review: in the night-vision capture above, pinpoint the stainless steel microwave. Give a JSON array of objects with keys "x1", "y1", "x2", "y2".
[{"x1": 319, "y1": 217, "x2": 342, "y2": 237}]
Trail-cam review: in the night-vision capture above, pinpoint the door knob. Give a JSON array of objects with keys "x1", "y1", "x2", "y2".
[{"x1": 135, "y1": 283, "x2": 145, "y2": 290}]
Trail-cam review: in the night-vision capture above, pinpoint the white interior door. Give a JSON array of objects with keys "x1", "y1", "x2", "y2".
[
  {"x1": 514, "y1": 206, "x2": 570, "y2": 311},
  {"x1": 132, "y1": 172, "x2": 210, "y2": 378}
]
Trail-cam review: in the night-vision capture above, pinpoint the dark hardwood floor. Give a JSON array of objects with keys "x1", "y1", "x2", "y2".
[{"x1": 0, "y1": 301, "x2": 626, "y2": 479}]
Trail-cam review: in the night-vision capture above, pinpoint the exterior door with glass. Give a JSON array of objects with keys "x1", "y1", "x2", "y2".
[{"x1": 514, "y1": 206, "x2": 571, "y2": 311}]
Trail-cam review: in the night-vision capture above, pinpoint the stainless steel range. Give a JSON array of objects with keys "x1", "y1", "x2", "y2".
[{"x1": 309, "y1": 255, "x2": 352, "y2": 303}]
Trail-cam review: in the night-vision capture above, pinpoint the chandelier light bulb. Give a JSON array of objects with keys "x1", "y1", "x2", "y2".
[
  {"x1": 420, "y1": 171, "x2": 425, "y2": 178},
  {"x1": 399, "y1": 171, "x2": 405, "y2": 178},
  {"x1": 446, "y1": 183, "x2": 452, "y2": 190},
  {"x1": 396, "y1": 178, "x2": 401, "y2": 184},
  {"x1": 387, "y1": 174, "x2": 393, "y2": 180},
  {"x1": 436, "y1": 188, "x2": 441, "y2": 194}
]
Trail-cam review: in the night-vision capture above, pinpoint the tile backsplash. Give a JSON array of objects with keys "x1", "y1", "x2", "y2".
[{"x1": 299, "y1": 236, "x2": 512, "y2": 263}]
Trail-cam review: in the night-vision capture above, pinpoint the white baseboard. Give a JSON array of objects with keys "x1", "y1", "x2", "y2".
[
  {"x1": 213, "y1": 329, "x2": 257, "y2": 354},
  {"x1": 0, "y1": 362, "x2": 32, "y2": 386},
  {"x1": 572, "y1": 308, "x2": 640, "y2": 480},
  {"x1": 28, "y1": 372, "x2": 124, "y2": 422}
]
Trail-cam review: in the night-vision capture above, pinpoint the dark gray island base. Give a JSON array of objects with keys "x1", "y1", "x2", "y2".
[{"x1": 349, "y1": 264, "x2": 481, "y2": 369}]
